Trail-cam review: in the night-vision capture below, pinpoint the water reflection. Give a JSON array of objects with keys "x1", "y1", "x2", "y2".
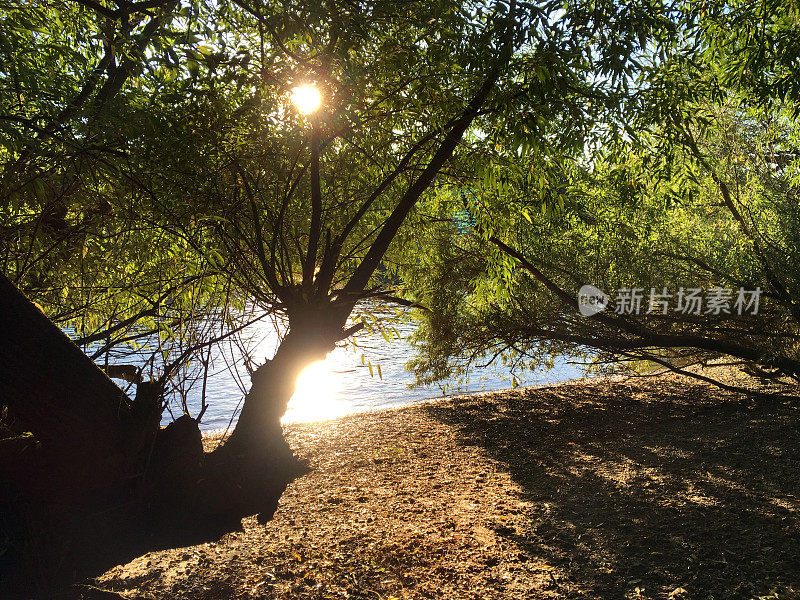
[{"x1": 282, "y1": 359, "x2": 350, "y2": 423}]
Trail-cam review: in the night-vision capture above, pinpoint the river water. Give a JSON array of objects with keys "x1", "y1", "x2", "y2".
[{"x1": 92, "y1": 309, "x2": 583, "y2": 431}]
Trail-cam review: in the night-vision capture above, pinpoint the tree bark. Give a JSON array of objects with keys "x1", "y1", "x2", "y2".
[
  {"x1": 0, "y1": 275, "x2": 319, "y2": 597},
  {"x1": 203, "y1": 306, "x2": 346, "y2": 523}
]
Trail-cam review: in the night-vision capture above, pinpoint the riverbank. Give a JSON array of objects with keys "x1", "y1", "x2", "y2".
[{"x1": 97, "y1": 370, "x2": 800, "y2": 600}]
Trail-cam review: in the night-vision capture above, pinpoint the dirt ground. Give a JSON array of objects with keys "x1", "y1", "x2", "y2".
[{"x1": 95, "y1": 371, "x2": 800, "y2": 600}]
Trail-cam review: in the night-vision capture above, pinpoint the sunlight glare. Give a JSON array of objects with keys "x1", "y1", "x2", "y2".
[
  {"x1": 282, "y1": 359, "x2": 347, "y2": 423},
  {"x1": 290, "y1": 85, "x2": 322, "y2": 115}
]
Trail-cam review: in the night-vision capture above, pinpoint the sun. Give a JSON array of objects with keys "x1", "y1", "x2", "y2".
[
  {"x1": 282, "y1": 359, "x2": 346, "y2": 423},
  {"x1": 290, "y1": 85, "x2": 322, "y2": 115}
]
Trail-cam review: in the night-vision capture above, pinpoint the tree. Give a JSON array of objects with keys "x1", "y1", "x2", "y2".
[
  {"x1": 0, "y1": 0, "x2": 680, "y2": 594},
  {"x1": 403, "y1": 2, "x2": 800, "y2": 394},
  {"x1": 0, "y1": 0, "x2": 512, "y2": 593}
]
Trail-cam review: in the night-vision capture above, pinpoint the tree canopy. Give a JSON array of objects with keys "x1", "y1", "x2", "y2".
[
  {"x1": 1, "y1": 0, "x2": 682, "y2": 400},
  {"x1": 403, "y1": 1, "x2": 800, "y2": 390}
]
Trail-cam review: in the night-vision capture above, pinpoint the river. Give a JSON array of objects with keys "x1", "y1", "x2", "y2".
[{"x1": 89, "y1": 308, "x2": 584, "y2": 431}]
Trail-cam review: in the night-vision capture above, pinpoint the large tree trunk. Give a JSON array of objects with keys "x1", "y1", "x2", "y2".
[
  {"x1": 0, "y1": 275, "x2": 335, "y2": 597},
  {"x1": 201, "y1": 329, "x2": 333, "y2": 526}
]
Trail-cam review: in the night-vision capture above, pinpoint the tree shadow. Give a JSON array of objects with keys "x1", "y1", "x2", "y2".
[{"x1": 424, "y1": 379, "x2": 800, "y2": 599}]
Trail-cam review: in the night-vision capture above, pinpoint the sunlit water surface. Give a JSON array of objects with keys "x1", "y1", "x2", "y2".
[{"x1": 86, "y1": 311, "x2": 584, "y2": 431}]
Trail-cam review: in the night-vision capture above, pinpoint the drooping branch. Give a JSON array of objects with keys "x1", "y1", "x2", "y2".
[
  {"x1": 488, "y1": 237, "x2": 800, "y2": 380},
  {"x1": 678, "y1": 122, "x2": 800, "y2": 320},
  {"x1": 71, "y1": 273, "x2": 212, "y2": 347}
]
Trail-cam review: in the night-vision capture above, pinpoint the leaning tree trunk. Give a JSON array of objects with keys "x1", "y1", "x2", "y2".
[
  {"x1": 202, "y1": 314, "x2": 340, "y2": 525},
  {"x1": 0, "y1": 274, "x2": 335, "y2": 597}
]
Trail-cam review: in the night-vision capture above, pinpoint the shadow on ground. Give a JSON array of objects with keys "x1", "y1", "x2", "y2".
[{"x1": 424, "y1": 378, "x2": 800, "y2": 599}]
